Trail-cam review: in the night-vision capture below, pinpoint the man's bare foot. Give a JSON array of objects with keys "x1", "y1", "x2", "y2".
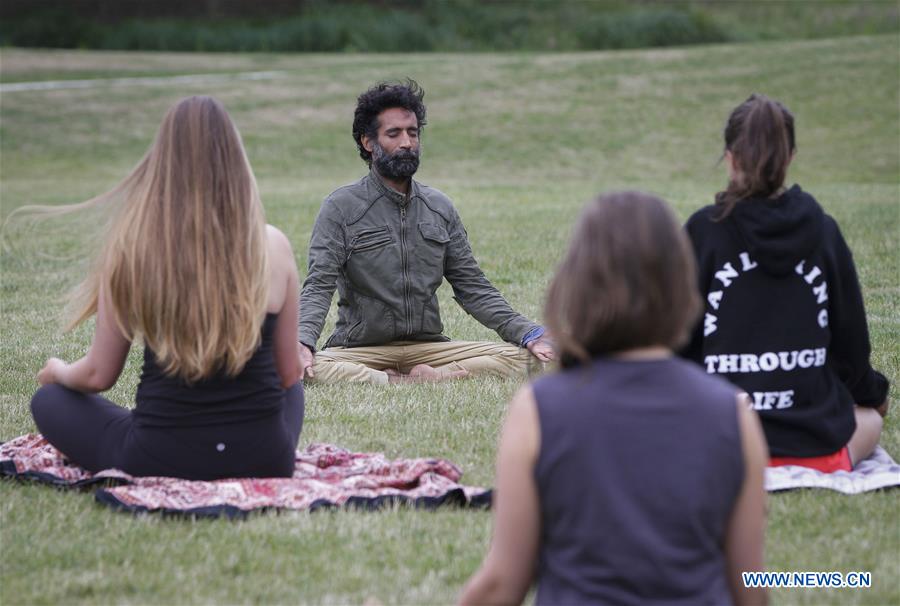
[{"x1": 386, "y1": 364, "x2": 469, "y2": 384}]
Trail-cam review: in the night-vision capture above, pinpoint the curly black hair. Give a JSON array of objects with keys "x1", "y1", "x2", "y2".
[{"x1": 352, "y1": 79, "x2": 427, "y2": 166}]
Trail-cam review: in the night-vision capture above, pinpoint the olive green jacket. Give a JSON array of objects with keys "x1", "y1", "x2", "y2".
[{"x1": 299, "y1": 170, "x2": 539, "y2": 350}]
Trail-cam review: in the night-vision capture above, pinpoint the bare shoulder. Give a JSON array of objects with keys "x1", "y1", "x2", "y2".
[
  {"x1": 264, "y1": 225, "x2": 297, "y2": 312},
  {"x1": 508, "y1": 384, "x2": 537, "y2": 419},
  {"x1": 266, "y1": 224, "x2": 296, "y2": 264},
  {"x1": 502, "y1": 385, "x2": 541, "y2": 463},
  {"x1": 735, "y1": 395, "x2": 768, "y2": 467},
  {"x1": 266, "y1": 224, "x2": 293, "y2": 250}
]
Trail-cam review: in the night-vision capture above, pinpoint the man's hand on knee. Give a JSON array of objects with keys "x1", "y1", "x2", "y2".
[
  {"x1": 526, "y1": 335, "x2": 554, "y2": 363},
  {"x1": 298, "y1": 343, "x2": 315, "y2": 379}
]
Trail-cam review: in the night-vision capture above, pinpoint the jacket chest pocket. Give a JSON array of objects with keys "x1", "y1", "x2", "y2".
[
  {"x1": 417, "y1": 222, "x2": 450, "y2": 269},
  {"x1": 348, "y1": 225, "x2": 394, "y2": 259}
]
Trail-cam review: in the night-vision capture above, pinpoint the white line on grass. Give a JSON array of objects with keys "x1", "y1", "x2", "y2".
[{"x1": 0, "y1": 71, "x2": 285, "y2": 93}]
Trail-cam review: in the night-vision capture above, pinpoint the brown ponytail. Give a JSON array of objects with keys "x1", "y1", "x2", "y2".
[{"x1": 715, "y1": 93, "x2": 796, "y2": 219}]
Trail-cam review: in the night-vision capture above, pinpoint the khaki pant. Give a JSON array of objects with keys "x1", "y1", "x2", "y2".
[{"x1": 308, "y1": 340, "x2": 536, "y2": 385}]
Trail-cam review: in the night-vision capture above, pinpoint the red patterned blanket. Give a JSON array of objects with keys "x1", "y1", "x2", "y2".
[{"x1": 0, "y1": 434, "x2": 491, "y2": 518}]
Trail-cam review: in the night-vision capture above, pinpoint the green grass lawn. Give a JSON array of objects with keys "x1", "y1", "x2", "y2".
[{"x1": 1, "y1": 34, "x2": 898, "y2": 604}]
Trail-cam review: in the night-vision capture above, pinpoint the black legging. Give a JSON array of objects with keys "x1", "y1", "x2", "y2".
[{"x1": 30, "y1": 383, "x2": 304, "y2": 480}]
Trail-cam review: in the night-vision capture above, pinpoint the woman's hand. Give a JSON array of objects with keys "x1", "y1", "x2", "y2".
[
  {"x1": 37, "y1": 358, "x2": 67, "y2": 386},
  {"x1": 39, "y1": 283, "x2": 131, "y2": 393}
]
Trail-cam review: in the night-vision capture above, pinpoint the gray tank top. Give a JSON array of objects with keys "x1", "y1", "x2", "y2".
[{"x1": 532, "y1": 356, "x2": 743, "y2": 605}]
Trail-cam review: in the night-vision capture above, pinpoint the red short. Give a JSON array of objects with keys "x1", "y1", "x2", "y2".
[{"x1": 768, "y1": 447, "x2": 852, "y2": 473}]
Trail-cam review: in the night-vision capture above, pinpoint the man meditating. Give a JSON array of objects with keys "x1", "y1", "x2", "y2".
[{"x1": 298, "y1": 79, "x2": 552, "y2": 384}]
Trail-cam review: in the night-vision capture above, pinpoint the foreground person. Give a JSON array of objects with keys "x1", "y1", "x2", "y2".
[
  {"x1": 461, "y1": 192, "x2": 768, "y2": 605},
  {"x1": 298, "y1": 79, "x2": 552, "y2": 385},
  {"x1": 682, "y1": 94, "x2": 889, "y2": 471},
  {"x1": 29, "y1": 96, "x2": 304, "y2": 480}
]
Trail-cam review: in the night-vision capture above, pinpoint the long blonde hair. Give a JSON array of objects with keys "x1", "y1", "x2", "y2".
[{"x1": 66, "y1": 96, "x2": 268, "y2": 381}]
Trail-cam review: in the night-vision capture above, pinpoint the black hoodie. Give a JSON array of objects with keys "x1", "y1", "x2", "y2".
[{"x1": 681, "y1": 185, "x2": 889, "y2": 457}]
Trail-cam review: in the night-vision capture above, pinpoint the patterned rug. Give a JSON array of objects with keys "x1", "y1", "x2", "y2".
[
  {"x1": 0, "y1": 434, "x2": 491, "y2": 518},
  {"x1": 765, "y1": 446, "x2": 900, "y2": 494}
]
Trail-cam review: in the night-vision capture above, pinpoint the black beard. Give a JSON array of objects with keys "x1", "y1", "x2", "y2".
[{"x1": 372, "y1": 143, "x2": 420, "y2": 180}]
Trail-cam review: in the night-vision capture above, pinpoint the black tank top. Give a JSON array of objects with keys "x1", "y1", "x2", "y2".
[
  {"x1": 532, "y1": 356, "x2": 743, "y2": 605},
  {"x1": 134, "y1": 314, "x2": 284, "y2": 427}
]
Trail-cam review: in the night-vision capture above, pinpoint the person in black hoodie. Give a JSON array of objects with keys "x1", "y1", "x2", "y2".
[{"x1": 682, "y1": 94, "x2": 889, "y2": 471}]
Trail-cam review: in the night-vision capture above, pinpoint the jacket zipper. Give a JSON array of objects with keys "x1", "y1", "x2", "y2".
[{"x1": 400, "y1": 201, "x2": 411, "y2": 336}]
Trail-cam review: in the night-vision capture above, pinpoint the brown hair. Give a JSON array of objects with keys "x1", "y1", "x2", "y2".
[
  {"x1": 14, "y1": 96, "x2": 268, "y2": 382},
  {"x1": 716, "y1": 93, "x2": 796, "y2": 219},
  {"x1": 545, "y1": 191, "x2": 701, "y2": 367}
]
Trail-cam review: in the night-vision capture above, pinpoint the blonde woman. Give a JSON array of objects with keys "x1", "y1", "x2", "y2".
[{"x1": 29, "y1": 96, "x2": 303, "y2": 480}]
